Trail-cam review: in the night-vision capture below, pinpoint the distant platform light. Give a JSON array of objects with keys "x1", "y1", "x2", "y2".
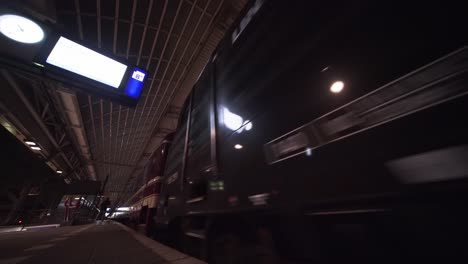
[
  {"x1": 56, "y1": 170, "x2": 63, "y2": 174},
  {"x1": 30, "y1": 146, "x2": 41, "y2": 151},
  {"x1": 330, "y1": 81, "x2": 344, "y2": 93},
  {"x1": 0, "y1": 14, "x2": 44, "y2": 44},
  {"x1": 25, "y1": 140, "x2": 36, "y2": 146},
  {"x1": 305, "y1": 148, "x2": 313, "y2": 156},
  {"x1": 234, "y1": 144, "x2": 243, "y2": 149}
]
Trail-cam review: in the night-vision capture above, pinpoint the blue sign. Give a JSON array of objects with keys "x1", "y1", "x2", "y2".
[{"x1": 124, "y1": 67, "x2": 146, "y2": 98}]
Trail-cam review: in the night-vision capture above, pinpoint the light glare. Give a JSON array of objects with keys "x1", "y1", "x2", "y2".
[
  {"x1": 56, "y1": 170, "x2": 63, "y2": 174},
  {"x1": 223, "y1": 108, "x2": 243, "y2": 131},
  {"x1": 25, "y1": 141, "x2": 36, "y2": 146},
  {"x1": 330, "y1": 81, "x2": 344, "y2": 93},
  {"x1": 234, "y1": 144, "x2": 243, "y2": 149},
  {"x1": 244, "y1": 121, "x2": 253, "y2": 131},
  {"x1": 46, "y1": 37, "x2": 128, "y2": 88},
  {"x1": 30, "y1": 146, "x2": 41, "y2": 151}
]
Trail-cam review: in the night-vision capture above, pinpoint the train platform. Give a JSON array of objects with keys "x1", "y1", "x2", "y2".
[{"x1": 0, "y1": 221, "x2": 205, "y2": 264}]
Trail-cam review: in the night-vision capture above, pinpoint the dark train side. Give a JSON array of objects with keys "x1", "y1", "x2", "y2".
[{"x1": 153, "y1": 0, "x2": 468, "y2": 262}]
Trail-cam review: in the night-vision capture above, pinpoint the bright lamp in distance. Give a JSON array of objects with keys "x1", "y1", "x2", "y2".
[
  {"x1": 330, "y1": 81, "x2": 344, "y2": 93},
  {"x1": 46, "y1": 37, "x2": 128, "y2": 88}
]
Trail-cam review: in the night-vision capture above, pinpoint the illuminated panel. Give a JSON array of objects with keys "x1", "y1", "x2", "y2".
[
  {"x1": 46, "y1": 37, "x2": 127, "y2": 88},
  {"x1": 124, "y1": 67, "x2": 146, "y2": 98}
]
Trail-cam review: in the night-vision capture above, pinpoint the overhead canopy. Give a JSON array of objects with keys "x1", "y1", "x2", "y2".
[{"x1": 0, "y1": 0, "x2": 248, "y2": 205}]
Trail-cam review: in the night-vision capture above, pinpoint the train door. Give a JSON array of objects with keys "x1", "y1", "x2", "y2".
[
  {"x1": 184, "y1": 64, "x2": 215, "y2": 202},
  {"x1": 156, "y1": 97, "x2": 191, "y2": 224}
]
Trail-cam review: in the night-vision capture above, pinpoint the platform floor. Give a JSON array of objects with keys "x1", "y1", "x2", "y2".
[{"x1": 0, "y1": 221, "x2": 204, "y2": 264}]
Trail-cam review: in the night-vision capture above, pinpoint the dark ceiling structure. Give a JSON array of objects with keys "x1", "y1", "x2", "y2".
[{"x1": 0, "y1": 0, "x2": 247, "y2": 204}]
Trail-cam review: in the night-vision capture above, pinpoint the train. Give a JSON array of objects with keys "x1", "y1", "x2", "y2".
[
  {"x1": 120, "y1": 134, "x2": 172, "y2": 235},
  {"x1": 134, "y1": 0, "x2": 468, "y2": 262}
]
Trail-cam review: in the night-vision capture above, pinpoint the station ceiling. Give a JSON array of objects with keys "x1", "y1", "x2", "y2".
[{"x1": 0, "y1": 0, "x2": 247, "y2": 204}]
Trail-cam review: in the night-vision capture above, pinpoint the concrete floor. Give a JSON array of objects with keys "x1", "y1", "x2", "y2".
[{"x1": 0, "y1": 221, "x2": 204, "y2": 264}]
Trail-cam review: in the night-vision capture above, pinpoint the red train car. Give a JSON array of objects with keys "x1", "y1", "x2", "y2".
[{"x1": 125, "y1": 134, "x2": 173, "y2": 235}]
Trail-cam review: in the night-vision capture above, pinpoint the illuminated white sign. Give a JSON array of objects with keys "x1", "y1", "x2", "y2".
[
  {"x1": 131, "y1": 70, "x2": 145, "y2": 82},
  {"x1": 46, "y1": 37, "x2": 128, "y2": 88}
]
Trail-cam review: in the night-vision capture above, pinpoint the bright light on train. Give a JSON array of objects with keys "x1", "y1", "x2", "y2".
[
  {"x1": 223, "y1": 107, "x2": 243, "y2": 131},
  {"x1": 330, "y1": 81, "x2": 344, "y2": 93},
  {"x1": 223, "y1": 107, "x2": 253, "y2": 133},
  {"x1": 245, "y1": 121, "x2": 253, "y2": 131}
]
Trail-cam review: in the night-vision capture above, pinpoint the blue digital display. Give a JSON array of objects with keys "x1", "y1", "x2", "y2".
[{"x1": 124, "y1": 67, "x2": 146, "y2": 98}]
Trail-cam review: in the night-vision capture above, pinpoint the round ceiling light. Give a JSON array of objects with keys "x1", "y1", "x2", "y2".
[
  {"x1": 330, "y1": 81, "x2": 344, "y2": 93},
  {"x1": 0, "y1": 14, "x2": 44, "y2": 44},
  {"x1": 234, "y1": 144, "x2": 243, "y2": 150}
]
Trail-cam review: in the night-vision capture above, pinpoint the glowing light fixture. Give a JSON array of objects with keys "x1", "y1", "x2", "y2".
[
  {"x1": 305, "y1": 148, "x2": 312, "y2": 156},
  {"x1": 223, "y1": 108, "x2": 243, "y2": 131},
  {"x1": 0, "y1": 14, "x2": 44, "y2": 44},
  {"x1": 30, "y1": 146, "x2": 41, "y2": 151},
  {"x1": 46, "y1": 37, "x2": 128, "y2": 88},
  {"x1": 25, "y1": 141, "x2": 36, "y2": 146},
  {"x1": 223, "y1": 107, "x2": 254, "y2": 133},
  {"x1": 330, "y1": 81, "x2": 344, "y2": 93},
  {"x1": 244, "y1": 121, "x2": 253, "y2": 131},
  {"x1": 234, "y1": 144, "x2": 243, "y2": 149},
  {"x1": 56, "y1": 170, "x2": 63, "y2": 174}
]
